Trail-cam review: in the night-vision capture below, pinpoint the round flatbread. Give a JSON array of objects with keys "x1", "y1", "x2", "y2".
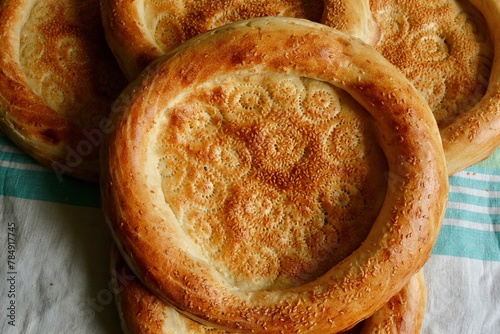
[
  {"x1": 100, "y1": 0, "x2": 325, "y2": 80},
  {"x1": 330, "y1": 0, "x2": 500, "y2": 175},
  {"x1": 110, "y1": 248, "x2": 427, "y2": 334},
  {"x1": 0, "y1": 0, "x2": 127, "y2": 182},
  {"x1": 101, "y1": 17, "x2": 448, "y2": 333}
]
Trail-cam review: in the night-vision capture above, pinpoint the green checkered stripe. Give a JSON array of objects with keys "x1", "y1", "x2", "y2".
[
  {"x1": 1, "y1": 131, "x2": 499, "y2": 261},
  {"x1": 0, "y1": 132, "x2": 100, "y2": 207},
  {"x1": 433, "y1": 161, "x2": 500, "y2": 262}
]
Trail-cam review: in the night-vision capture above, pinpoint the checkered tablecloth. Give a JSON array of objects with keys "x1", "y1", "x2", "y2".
[{"x1": 0, "y1": 130, "x2": 499, "y2": 333}]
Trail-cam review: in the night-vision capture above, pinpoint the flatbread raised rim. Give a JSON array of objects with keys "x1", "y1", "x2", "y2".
[
  {"x1": 440, "y1": 0, "x2": 500, "y2": 175},
  {"x1": 110, "y1": 247, "x2": 427, "y2": 334},
  {"x1": 101, "y1": 17, "x2": 448, "y2": 333},
  {"x1": 0, "y1": 0, "x2": 125, "y2": 183}
]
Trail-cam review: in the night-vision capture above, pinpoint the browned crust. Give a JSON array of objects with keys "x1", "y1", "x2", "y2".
[
  {"x1": 111, "y1": 247, "x2": 229, "y2": 334},
  {"x1": 100, "y1": 0, "x2": 324, "y2": 80},
  {"x1": 322, "y1": 0, "x2": 380, "y2": 45},
  {"x1": 101, "y1": 17, "x2": 448, "y2": 333},
  {"x1": 440, "y1": 0, "x2": 500, "y2": 175},
  {"x1": 111, "y1": 247, "x2": 172, "y2": 334},
  {"x1": 352, "y1": 270, "x2": 427, "y2": 334},
  {"x1": 111, "y1": 247, "x2": 426, "y2": 334},
  {"x1": 100, "y1": 0, "x2": 158, "y2": 82},
  {"x1": 338, "y1": 0, "x2": 499, "y2": 175},
  {"x1": 0, "y1": 0, "x2": 126, "y2": 182}
]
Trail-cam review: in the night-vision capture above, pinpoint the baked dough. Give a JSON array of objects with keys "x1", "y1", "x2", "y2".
[
  {"x1": 101, "y1": 17, "x2": 448, "y2": 333},
  {"x1": 344, "y1": 270, "x2": 427, "y2": 334},
  {"x1": 346, "y1": 0, "x2": 500, "y2": 174},
  {"x1": 100, "y1": 0, "x2": 324, "y2": 80},
  {"x1": 0, "y1": 0, "x2": 127, "y2": 182},
  {"x1": 322, "y1": 0, "x2": 380, "y2": 45},
  {"x1": 111, "y1": 247, "x2": 228, "y2": 334},
  {"x1": 110, "y1": 248, "x2": 427, "y2": 334}
]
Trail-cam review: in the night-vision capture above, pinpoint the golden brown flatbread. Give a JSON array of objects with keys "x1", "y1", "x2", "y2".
[
  {"x1": 101, "y1": 17, "x2": 448, "y2": 333},
  {"x1": 0, "y1": 0, "x2": 127, "y2": 182},
  {"x1": 331, "y1": 0, "x2": 500, "y2": 174},
  {"x1": 110, "y1": 248, "x2": 427, "y2": 334}
]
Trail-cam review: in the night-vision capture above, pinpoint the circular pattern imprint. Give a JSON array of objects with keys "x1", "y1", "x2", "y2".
[{"x1": 101, "y1": 17, "x2": 448, "y2": 333}]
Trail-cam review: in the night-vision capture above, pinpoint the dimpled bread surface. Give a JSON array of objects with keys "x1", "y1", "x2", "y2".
[
  {"x1": 101, "y1": 0, "x2": 325, "y2": 80},
  {"x1": 156, "y1": 73, "x2": 387, "y2": 292},
  {"x1": 101, "y1": 17, "x2": 448, "y2": 333},
  {"x1": 0, "y1": 0, "x2": 127, "y2": 182},
  {"x1": 370, "y1": 0, "x2": 492, "y2": 129},
  {"x1": 348, "y1": 0, "x2": 500, "y2": 174}
]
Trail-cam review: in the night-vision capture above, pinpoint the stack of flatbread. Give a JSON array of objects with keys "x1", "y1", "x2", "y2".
[{"x1": 0, "y1": 0, "x2": 498, "y2": 333}]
